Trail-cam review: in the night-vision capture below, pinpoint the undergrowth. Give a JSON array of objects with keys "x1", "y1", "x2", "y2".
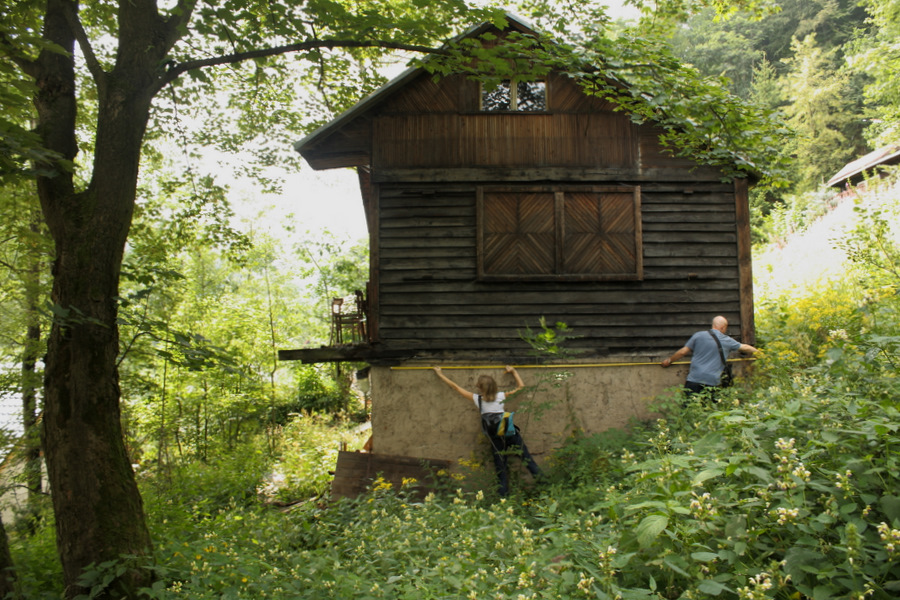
[
  {"x1": 8, "y1": 181, "x2": 900, "y2": 599},
  {"x1": 15, "y1": 332, "x2": 900, "y2": 600}
]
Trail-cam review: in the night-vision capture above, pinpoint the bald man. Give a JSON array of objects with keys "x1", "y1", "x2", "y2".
[{"x1": 661, "y1": 316, "x2": 758, "y2": 397}]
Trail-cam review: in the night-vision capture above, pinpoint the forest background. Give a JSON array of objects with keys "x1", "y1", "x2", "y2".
[{"x1": 1, "y1": 0, "x2": 899, "y2": 597}]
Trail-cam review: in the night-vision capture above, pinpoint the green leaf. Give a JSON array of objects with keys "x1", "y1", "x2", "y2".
[
  {"x1": 784, "y1": 547, "x2": 826, "y2": 581},
  {"x1": 880, "y1": 495, "x2": 900, "y2": 523},
  {"x1": 626, "y1": 500, "x2": 668, "y2": 512},
  {"x1": 691, "y1": 552, "x2": 720, "y2": 562},
  {"x1": 636, "y1": 514, "x2": 668, "y2": 547},
  {"x1": 698, "y1": 580, "x2": 729, "y2": 595},
  {"x1": 692, "y1": 468, "x2": 724, "y2": 485},
  {"x1": 812, "y1": 584, "x2": 839, "y2": 600}
]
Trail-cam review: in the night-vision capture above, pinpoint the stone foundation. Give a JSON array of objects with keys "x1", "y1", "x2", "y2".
[{"x1": 365, "y1": 358, "x2": 740, "y2": 464}]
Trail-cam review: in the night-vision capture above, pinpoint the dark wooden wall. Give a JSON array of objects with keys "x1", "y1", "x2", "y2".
[
  {"x1": 373, "y1": 180, "x2": 745, "y2": 358},
  {"x1": 299, "y1": 59, "x2": 754, "y2": 360},
  {"x1": 372, "y1": 73, "x2": 638, "y2": 171}
]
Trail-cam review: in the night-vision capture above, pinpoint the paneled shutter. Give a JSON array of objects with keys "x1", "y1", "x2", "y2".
[
  {"x1": 478, "y1": 185, "x2": 641, "y2": 280},
  {"x1": 563, "y1": 190, "x2": 638, "y2": 275},
  {"x1": 481, "y1": 190, "x2": 555, "y2": 275}
]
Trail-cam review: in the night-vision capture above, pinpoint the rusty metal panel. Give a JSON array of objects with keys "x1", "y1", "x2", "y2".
[{"x1": 330, "y1": 451, "x2": 453, "y2": 500}]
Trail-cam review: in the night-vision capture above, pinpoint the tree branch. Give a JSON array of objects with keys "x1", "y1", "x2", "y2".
[
  {"x1": 161, "y1": 0, "x2": 199, "y2": 49},
  {"x1": 58, "y1": 0, "x2": 107, "y2": 91},
  {"x1": 158, "y1": 39, "x2": 447, "y2": 89}
]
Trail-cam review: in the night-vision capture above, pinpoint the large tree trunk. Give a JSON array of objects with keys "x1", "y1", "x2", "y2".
[
  {"x1": 34, "y1": 0, "x2": 164, "y2": 596},
  {"x1": 21, "y1": 220, "x2": 43, "y2": 533},
  {"x1": 0, "y1": 515, "x2": 18, "y2": 600}
]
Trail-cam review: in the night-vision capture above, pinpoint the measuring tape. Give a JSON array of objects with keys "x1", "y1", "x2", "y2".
[{"x1": 390, "y1": 358, "x2": 756, "y2": 370}]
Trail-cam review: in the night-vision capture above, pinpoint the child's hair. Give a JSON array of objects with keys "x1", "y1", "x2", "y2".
[{"x1": 476, "y1": 375, "x2": 498, "y2": 403}]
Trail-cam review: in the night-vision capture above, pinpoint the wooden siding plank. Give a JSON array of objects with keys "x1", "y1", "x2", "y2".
[
  {"x1": 381, "y1": 227, "x2": 476, "y2": 239},
  {"x1": 378, "y1": 279, "x2": 739, "y2": 293},
  {"x1": 362, "y1": 335, "x2": 731, "y2": 349},
  {"x1": 643, "y1": 232, "x2": 736, "y2": 243},
  {"x1": 376, "y1": 323, "x2": 743, "y2": 341},
  {"x1": 378, "y1": 301, "x2": 740, "y2": 316},
  {"x1": 378, "y1": 290, "x2": 740, "y2": 306},
  {"x1": 641, "y1": 222, "x2": 738, "y2": 233},
  {"x1": 373, "y1": 167, "x2": 727, "y2": 183},
  {"x1": 377, "y1": 74, "x2": 462, "y2": 114},
  {"x1": 642, "y1": 244, "x2": 737, "y2": 257},
  {"x1": 378, "y1": 267, "x2": 739, "y2": 284}
]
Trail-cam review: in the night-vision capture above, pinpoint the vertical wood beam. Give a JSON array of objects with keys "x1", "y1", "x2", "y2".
[
  {"x1": 734, "y1": 178, "x2": 755, "y2": 345},
  {"x1": 554, "y1": 191, "x2": 565, "y2": 274},
  {"x1": 633, "y1": 185, "x2": 644, "y2": 280},
  {"x1": 369, "y1": 180, "x2": 381, "y2": 342},
  {"x1": 475, "y1": 187, "x2": 484, "y2": 277}
]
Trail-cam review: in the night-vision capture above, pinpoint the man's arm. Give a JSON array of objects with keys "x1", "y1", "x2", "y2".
[{"x1": 661, "y1": 346, "x2": 692, "y2": 368}]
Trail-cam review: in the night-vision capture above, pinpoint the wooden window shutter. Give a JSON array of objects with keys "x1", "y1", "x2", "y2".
[
  {"x1": 563, "y1": 189, "x2": 640, "y2": 276},
  {"x1": 480, "y1": 189, "x2": 555, "y2": 275},
  {"x1": 479, "y1": 185, "x2": 642, "y2": 281}
]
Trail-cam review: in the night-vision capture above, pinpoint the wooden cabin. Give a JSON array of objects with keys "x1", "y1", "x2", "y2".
[{"x1": 281, "y1": 15, "x2": 756, "y2": 478}]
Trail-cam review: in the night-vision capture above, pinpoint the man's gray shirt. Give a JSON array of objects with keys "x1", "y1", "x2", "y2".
[{"x1": 685, "y1": 329, "x2": 743, "y2": 386}]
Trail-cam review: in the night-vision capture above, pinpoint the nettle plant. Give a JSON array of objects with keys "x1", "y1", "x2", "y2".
[{"x1": 540, "y1": 360, "x2": 893, "y2": 600}]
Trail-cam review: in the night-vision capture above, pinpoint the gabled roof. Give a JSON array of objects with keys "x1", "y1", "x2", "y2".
[
  {"x1": 827, "y1": 143, "x2": 900, "y2": 187},
  {"x1": 293, "y1": 14, "x2": 538, "y2": 164}
]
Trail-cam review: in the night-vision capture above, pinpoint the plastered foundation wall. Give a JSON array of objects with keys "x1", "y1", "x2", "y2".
[{"x1": 367, "y1": 359, "x2": 719, "y2": 465}]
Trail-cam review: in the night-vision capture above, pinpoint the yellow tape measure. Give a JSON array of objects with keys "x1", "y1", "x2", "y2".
[{"x1": 390, "y1": 358, "x2": 755, "y2": 370}]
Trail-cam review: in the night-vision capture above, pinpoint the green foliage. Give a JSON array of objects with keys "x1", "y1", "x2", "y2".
[
  {"x1": 519, "y1": 316, "x2": 580, "y2": 358},
  {"x1": 293, "y1": 231, "x2": 369, "y2": 338},
  {"x1": 5, "y1": 0, "x2": 900, "y2": 596},
  {"x1": 754, "y1": 185, "x2": 837, "y2": 245},
  {"x1": 835, "y1": 184, "x2": 900, "y2": 287},
  {"x1": 6, "y1": 498, "x2": 61, "y2": 599},
  {"x1": 260, "y1": 413, "x2": 370, "y2": 501},
  {"x1": 426, "y1": 10, "x2": 794, "y2": 185},
  {"x1": 668, "y1": 0, "x2": 872, "y2": 202},
  {"x1": 848, "y1": 0, "x2": 900, "y2": 145},
  {"x1": 10, "y1": 192, "x2": 900, "y2": 597},
  {"x1": 780, "y1": 34, "x2": 862, "y2": 192},
  {"x1": 756, "y1": 277, "x2": 865, "y2": 368},
  {"x1": 289, "y1": 364, "x2": 351, "y2": 414},
  {"x1": 144, "y1": 445, "x2": 272, "y2": 519}
]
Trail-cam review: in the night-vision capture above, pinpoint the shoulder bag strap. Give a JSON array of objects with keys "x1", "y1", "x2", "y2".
[
  {"x1": 477, "y1": 395, "x2": 488, "y2": 435},
  {"x1": 708, "y1": 330, "x2": 727, "y2": 366}
]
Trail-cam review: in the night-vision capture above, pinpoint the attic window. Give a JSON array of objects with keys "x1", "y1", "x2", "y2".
[
  {"x1": 481, "y1": 80, "x2": 547, "y2": 112},
  {"x1": 477, "y1": 185, "x2": 643, "y2": 281}
]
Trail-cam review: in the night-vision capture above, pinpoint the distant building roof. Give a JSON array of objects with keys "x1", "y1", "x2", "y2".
[{"x1": 827, "y1": 143, "x2": 900, "y2": 187}]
